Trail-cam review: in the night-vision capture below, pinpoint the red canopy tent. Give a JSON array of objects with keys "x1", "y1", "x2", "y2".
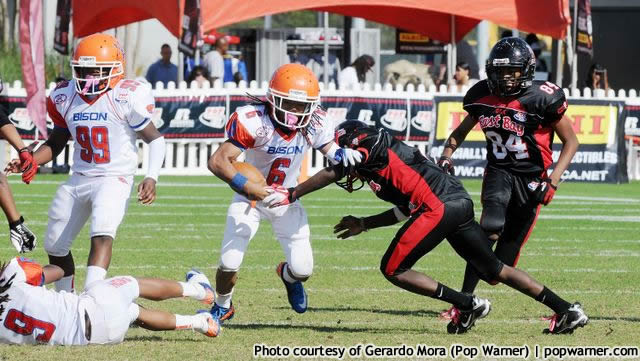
[{"x1": 73, "y1": 0, "x2": 570, "y2": 42}]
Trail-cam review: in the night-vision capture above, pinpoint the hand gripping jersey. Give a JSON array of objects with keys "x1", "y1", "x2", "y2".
[
  {"x1": 47, "y1": 79, "x2": 155, "y2": 176},
  {"x1": 0, "y1": 257, "x2": 86, "y2": 345},
  {"x1": 463, "y1": 80, "x2": 568, "y2": 175},
  {"x1": 336, "y1": 126, "x2": 470, "y2": 214},
  {"x1": 226, "y1": 104, "x2": 334, "y2": 188}
]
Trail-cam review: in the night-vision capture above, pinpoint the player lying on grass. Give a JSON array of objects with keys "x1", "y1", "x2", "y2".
[
  {"x1": 262, "y1": 121, "x2": 588, "y2": 334},
  {"x1": 0, "y1": 257, "x2": 219, "y2": 345}
]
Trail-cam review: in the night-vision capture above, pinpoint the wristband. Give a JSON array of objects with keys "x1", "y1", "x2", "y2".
[{"x1": 230, "y1": 173, "x2": 248, "y2": 191}]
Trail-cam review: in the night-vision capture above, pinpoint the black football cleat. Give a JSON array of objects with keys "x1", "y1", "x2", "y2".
[
  {"x1": 447, "y1": 296, "x2": 491, "y2": 334},
  {"x1": 543, "y1": 302, "x2": 589, "y2": 334}
]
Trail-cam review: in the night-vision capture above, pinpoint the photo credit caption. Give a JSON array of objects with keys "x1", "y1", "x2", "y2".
[{"x1": 253, "y1": 343, "x2": 640, "y2": 360}]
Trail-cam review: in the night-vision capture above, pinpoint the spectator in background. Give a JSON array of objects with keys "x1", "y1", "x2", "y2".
[
  {"x1": 187, "y1": 65, "x2": 211, "y2": 88},
  {"x1": 586, "y1": 63, "x2": 610, "y2": 92},
  {"x1": 204, "y1": 37, "x2": 227, "y2": 83},
  {"x1": 145, "y1": 44, "x2": 178, "y2": 87},
  {"x1": 308, "y1": 51, "x2": 342, "y2": 85},
  {"x1": 338, "y1": 54, "x2": 374, "y2": 90},
  {"x1": 223, "y1": 53, "x2": 248, "y2": 84},
  {"x1": 451, "y1": 62, "x2": 478, "y2": 92},
  {"x1": 500, "y1": 30, "x2": 513, "y2": 38}
]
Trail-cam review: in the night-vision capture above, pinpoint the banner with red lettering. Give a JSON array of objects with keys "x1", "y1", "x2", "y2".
[{"x1": 430, "y1": 96, "x2": 627, "y2": 183}]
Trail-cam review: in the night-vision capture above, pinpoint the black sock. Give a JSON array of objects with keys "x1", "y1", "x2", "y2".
[
  {"x1": 535, "y1": 286, "x2": 571, "y2": 314},
  {"x1": 434, "y1": 283, "x2": 473, "y2": 310}
]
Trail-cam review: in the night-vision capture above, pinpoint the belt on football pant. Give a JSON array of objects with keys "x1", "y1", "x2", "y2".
[{"x1": 84, "y1": 309, "x2": 92, "y2": 341}]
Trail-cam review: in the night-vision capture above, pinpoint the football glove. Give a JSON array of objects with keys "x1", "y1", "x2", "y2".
[
  {"x1": 262, "y1": 185, "x2": 296, "y2": 208},
  {"x1": 19, "y1": 147, "x2": 38, "y2": 184},
  {"x1": 9, "y1": 217, "x2": 37, "y2": 253},
  {"x1": 437, "y1": 156, "x2": 455, "y2": 175},
  {"x1": 334, "y1": 148, "x2": 363, "y2": 167},
  {"x1": 534, "y1": 179, "x2": 557, "y2": 205}
]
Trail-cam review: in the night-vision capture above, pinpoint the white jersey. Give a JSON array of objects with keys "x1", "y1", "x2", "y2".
[
  {"x1": 225, "y1": 104, "x2": 334, "y2": 188},
  {"x1": 47, "y1": 79, "x2": 155, "y2": 176},
  {"x1": 0, "y1": 257, "x2": 86, "y2": 345}
]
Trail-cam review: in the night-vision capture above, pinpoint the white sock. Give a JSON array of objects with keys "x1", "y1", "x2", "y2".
[
  {"x1": 282, "y1": 264, "x2": 297, "y2": 284},
  {"x1": 179, "y1": 281, "x2": 206, "y2": 300},
  {"x1": 55, "y1": 275, "x2": 75, "y2": 293},
  {"x1": 174, "y1": 314, "x2": 201, "y2": 330},
  {"x1": 85, "y1": 266, "x2": 107, "y2": 288},
  {"x1": 215, "y1": 291, "x2": 233, "y2": 308}
]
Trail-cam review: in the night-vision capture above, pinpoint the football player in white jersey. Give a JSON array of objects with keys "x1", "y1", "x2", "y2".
[
  {"x1": 6, "y1": 34, "x2": 166, "y2": 294},
  {"x1": 0, "y1": 257, "x2": 219, "y2": 345},
  {"x1": 206, "y1": 63, "x2": 362, "y2": 324}
]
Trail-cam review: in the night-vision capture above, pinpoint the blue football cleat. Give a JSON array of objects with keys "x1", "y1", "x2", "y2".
[
  {"x1": 276, "y1": 262, "x2": 307, "y2": 314},
  {"x1": 210, "y1": 302, "x2": 235, "y2": 324}
]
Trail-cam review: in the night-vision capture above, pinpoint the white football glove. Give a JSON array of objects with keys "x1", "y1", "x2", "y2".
[
  {"x1": 334, "y1": 147, "x2": 363, "y2": 167},
  {"x1": 261, "y1": 185, "x2": 295, "y2": 208}
]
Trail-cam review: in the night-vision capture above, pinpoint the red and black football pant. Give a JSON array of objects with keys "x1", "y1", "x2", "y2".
[
  {"x1": 461, "y1": 165, "x2": 542, "y2": 293},
  {"x1": 380, "y1": 198, "x2": 504, "y2": 284}
]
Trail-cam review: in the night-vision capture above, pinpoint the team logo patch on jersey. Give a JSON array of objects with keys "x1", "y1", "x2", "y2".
[
  {"x1": 146, "y1": 104, "x2": 155, "y2": 114},
  {"x1": 255, "y1": 126, "x2": 268, "y2": 137},
  {"x1": 54, "y1": 94, "x2": 67, "y2": 104},
  {"x1": 115, "y1": 91, "x2": 128, "y2": 104},
  {"x1": 513, "y1": 112, "x2": 526, "y2": 122}
]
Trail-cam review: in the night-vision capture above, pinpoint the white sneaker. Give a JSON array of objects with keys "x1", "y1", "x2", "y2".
[{"x1": 186, "y1": 269, "x2": 215, "y2": 305}]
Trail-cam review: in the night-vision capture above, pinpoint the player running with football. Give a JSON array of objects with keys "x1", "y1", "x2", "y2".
[
  {"x1": 0, "y1": 100, "x2": 38, "y2": 253},
  {"x1": 6, "y1": 34, "x2": 166, "y2": 293},
  {"x1": 437, "y1": 37, "x2": 578, "y2": 319},
  {"x1": 207, "y1": 63, "x2": 362, "y2": 324},
  {"x1": 0, "y1": 256, "x2": 219, "y2": 345},
  {"x1": 267, "y1": 120, "x2": 588, "y2": 335}
]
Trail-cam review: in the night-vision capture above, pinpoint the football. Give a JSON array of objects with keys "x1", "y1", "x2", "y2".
[{"x1": 232, "y1": 162, "x2": 267, "y2": 199}]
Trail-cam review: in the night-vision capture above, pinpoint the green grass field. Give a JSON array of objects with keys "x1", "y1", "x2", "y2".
[{"x1": 0, "y1": 175, "x2": 639, "y2": 361}]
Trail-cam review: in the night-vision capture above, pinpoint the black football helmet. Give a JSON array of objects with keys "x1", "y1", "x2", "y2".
[
  {"x1": 333, "y1": 120, "x2": 381, "y2": 192},
  {"x1": 486, "y1": 37, "x2": 536, "y2": 96}
]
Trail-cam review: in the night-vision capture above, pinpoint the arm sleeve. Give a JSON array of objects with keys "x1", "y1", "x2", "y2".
[
  {"x1": 0, "y1": 105, "x2": 11, "y2": 127},
  {"x1": 543, "y1": 90, "x2": 568, "y2": 125},
  {"x1": 225, "y1": 112, "x2": 255, "y2": 149},
  {"x1": 127, "y1": 85, "x2": 155, "y2": 131}
]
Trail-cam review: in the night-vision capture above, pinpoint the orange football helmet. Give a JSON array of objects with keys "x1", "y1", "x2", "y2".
[
  {"x1": 71, "y1": 33, "x2": 125, "y2": 95},
  {"x1": 266, "y1": 64, "x2": 320, "y2": 129}
]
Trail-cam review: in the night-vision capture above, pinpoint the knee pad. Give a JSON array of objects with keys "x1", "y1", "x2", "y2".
[
  {"x1": 287, "y1": 258, "x2": 313, "y2": 279},
  {"x1": 218, "y1": 249, "x2": 245, "y2": 272},
  {"x1": 480, "y1": 206, "x2": 506, "y2": 235}
]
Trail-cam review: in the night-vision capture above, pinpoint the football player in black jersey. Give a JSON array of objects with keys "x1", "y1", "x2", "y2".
[
  {"x1": 263, "y1": 120, "x2": 588, "y2": 335},
  {"x1": 0, "y1": 93, "x2": 38, "y2": 253},
  {"x1": 437, "y1": 37, "x2": 579, "y2": 318}
]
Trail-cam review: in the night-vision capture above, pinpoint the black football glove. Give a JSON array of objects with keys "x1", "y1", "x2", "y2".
[
  {"x1": 534, "y1": 179, "x2": 557, "y2": 205},
  {"x1": 437, "y1": 156, "x2": 455, "y2": 175}
]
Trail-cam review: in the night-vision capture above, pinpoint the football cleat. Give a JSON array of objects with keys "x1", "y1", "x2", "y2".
[
  {"x1": 9, "y1": 218, "x2": 37, "y2": 253},
  {"x1": 543, "y1": 302, "x2": 589, "y2": 334},
  {"x1": 276, "y1": 262, "x2": 307, "y2": 314},
  {"x1": 195, "y1": 312, "x2": 221, "y2": 337},
  {"x1": 447, "y1": 296, "x2": 491, "y2": 334},
  {"x1": 210, "y1": 302, "x2": 235, "y2": 324},
  {"x1": 185, "y1": 269, "x2": 215, "y2": 305}
]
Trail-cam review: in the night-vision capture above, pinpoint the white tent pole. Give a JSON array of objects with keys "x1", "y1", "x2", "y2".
[
  {"x1": 571, "y1": 0, "x2": 579, "y2": 90},
  {"x1": 447, "y1": 15, "x2": 456, "y2": 86},
  {"x1": 323, "y1": 12, "x2": 329, "y2": 85}
]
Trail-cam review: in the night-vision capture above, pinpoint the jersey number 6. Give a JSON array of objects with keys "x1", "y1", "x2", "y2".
[
  {"x1": 266, "y1": 158, "x2": 291, "y2": 185},
  {"x1": 76, "y1": 126, "x2": 111, "y2": 164},
  {"x1": 3, "y1": 309, "x2": 56, "y2": 343}
]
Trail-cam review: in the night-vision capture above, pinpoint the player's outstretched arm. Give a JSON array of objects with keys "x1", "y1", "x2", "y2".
[
  {"x1": 440, "y1": 114, "x2": 477, "y2": 159},
  {"x1": 209, "y1": 141, "x2": 268, "y2": 200},
  {"x1": 42, "y1": 265, "x2": 64, "y2": 285},
  {"x1": 334, "y1": 207, "x2": 408, "y2": 239},
  {"x1": 136, "y1": 123, "x2": 166, "y2": 204}
]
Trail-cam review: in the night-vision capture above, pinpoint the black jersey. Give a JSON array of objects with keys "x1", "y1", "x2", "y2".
[
  {"x1": 336, "y1": 127, "x2": 470, "y2": 214},
  {"x1": 463, "y1": 79, "x2": 568, "y2": 175}
]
